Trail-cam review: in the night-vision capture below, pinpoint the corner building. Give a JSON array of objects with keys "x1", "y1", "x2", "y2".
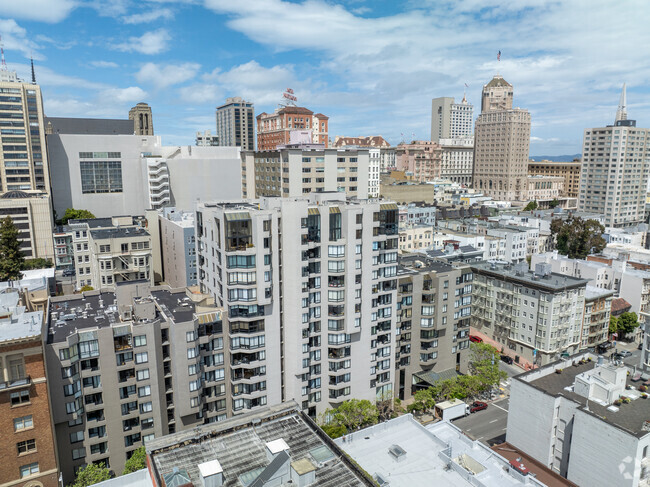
[{"x1": 196, "y1": 194, "x2": 399, "y2": 417}]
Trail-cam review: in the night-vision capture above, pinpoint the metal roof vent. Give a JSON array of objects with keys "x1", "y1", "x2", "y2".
[
  {"x1": 388, "y1": 444, "x2": 406, "y2": 462},
  {"x1": 374, "y1": 473, "x2": 390, "y2": 486}
]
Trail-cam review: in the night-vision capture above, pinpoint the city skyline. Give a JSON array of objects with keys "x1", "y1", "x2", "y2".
[{"x1": 0, "y1": 1, "x2": 649, "y2": 155}]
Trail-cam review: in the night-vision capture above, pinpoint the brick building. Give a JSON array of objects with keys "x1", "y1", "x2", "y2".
[
  {"x1": 394, "y1": 141, "x2": 442, "y2": 182},
  {"x1": 256, "y1": 107, "x2": 329, "y2": 150},
  {"x1": 0, "y1": 289, "x2": 58, "y2": 487}
]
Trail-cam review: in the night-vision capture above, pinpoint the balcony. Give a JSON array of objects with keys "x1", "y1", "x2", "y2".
[{"x1": 0, "y1": 375, "x2": 31, "y2": 392}]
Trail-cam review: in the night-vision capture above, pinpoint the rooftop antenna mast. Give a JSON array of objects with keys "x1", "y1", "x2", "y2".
[
  {"x1": 30, "y1": 53, "x2": 36, "y2": 83},
  {"x1": 279, "y1": 88, "x2": 297, "y2": 109},
  {"x1": 0, "y1": 36, "x2": 8, "y2": 71}
]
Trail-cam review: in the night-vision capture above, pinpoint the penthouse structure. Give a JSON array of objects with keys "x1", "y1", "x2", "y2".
[
  {"x1": 45, "y1": 282, "x2": 225, "y2": 481},
  {"x1": 196, "y1": 194, "x2": 399, "y2": 416}
]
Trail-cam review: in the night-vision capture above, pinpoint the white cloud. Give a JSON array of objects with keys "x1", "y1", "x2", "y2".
[
  {"x1": 115, "y1": 29, "x2": 171, "y2": 55},
  {"x1": 123, "y1": 8, "x2": 174, "y2": 24},
  {"x1": 179, "y1": 83, "x2": 222, "y2": 105},
  {"x1": 100, "y1": 86, "x2": 148, "y2": 103},
  {"x1": 90, "y1": 60, "x2": 119, "y2": 69},
  {"x1": 135, "y1": 62, "x2": 201, "y2": 89},
  {"x1": 0, "y1": 19, "x2": 43, "y2": 60},
  {"x1": 0, "y1": 0, "x2": 76, "y2": 23}
]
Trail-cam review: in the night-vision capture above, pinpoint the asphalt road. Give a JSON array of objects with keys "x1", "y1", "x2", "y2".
[{"x1": 452, "y1": 397, "x2": 510, "y2": 446}]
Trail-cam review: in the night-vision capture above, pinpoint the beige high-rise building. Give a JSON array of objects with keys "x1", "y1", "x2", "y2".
[
  {"x1": 128, "y1": 102, "x2": 154, "y2": 135},
  {"x1": 215, "y1": 97, "x2": 254, "y2": 150},
  {"x1": 528, "y1": 160, "x2": 581, "y2": 198},
  {"x1": 473, "y1": 75, "x2": 531, "y2": 201}
]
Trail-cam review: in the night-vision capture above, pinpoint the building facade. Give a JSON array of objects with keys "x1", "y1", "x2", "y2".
[
  {"x1": 395, "y1": 141, "x2": 442, "y2": 182},
  {"x1": 158, "y1": 208, "x2": 197, "y2": 288},
  {"x1": 195, "y1": 130, "x2": 218, "y2": 147},
  {"x1": 241, "y1": 148, "x2": 369, "y2": 199},
  {"x1": 398, "y1": 224, "x2": 434, "y2": 252},
  {"x1": 196, "y1": 195, "x2": 399, "y2": 417},
  {"x1": 128, "y1": 103, "x2": 153, "y2": 136},
  {"x1": 46, "y1": 282, "x2": 225, "y2": 481},
  {"x1": 471, "y1": 261, "x2": 588, "y2": 366},
  {"x1": 332, "y1": 136, "x2": 390, "y2": 149},
  {"x1": 0, "y1": 67, "x2": 50, "y2": 194},
  {"x1": 526, "y1": 176, "x2": 564, "y2": 202},
  {"x1": 430, "y1": 96, "x2": 474, "y2": 142},
  {"x1": 0, "y1": 190, "x2": 54, "y2": 260},
  {"x1": 473, "y1": 75, "x2": 531, "y2": 201},
  {"x1": 256, "y1": 107, "x2": 329, "y2": 151},
  {"x1": 528, "y1": 160, "x2": 581, "y2": 198},
  {"x1": 581, "y1": 286, "x2": 613, "y2": 349},
  {"x1": 215, "y1": 97, "x2": 254, "y2": 150},
  {"x1": 0, "y1": 289, "x2": 58, "y2": 487},
  {"x1": 578, "y1": 85, "x2": 650, "y2": 227},
  {"x1": 438, "y1": 136, "x2": 474, "y2": 185}
]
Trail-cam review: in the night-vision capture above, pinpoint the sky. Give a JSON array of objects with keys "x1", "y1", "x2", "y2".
[{"x1": 1, "y1": 0, "x2": 649, "y2": 155}]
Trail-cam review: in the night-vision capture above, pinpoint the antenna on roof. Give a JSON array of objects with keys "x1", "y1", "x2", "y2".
[
  {"x1": 30, "y1": 54, "x2": 36, "y2": 83},
  {"x1": 279, "y1": 88, "x2": 297, "y2": 108},
  {"x1": 0, "y1": 36, "x2": 8, "y2": 71}
]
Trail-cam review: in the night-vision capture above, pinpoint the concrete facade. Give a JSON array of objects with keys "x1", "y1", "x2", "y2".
[
  {"x1": 395, "y1": 141, "x2": 442, "y2": 182},
  {"x1": 438, "y1": 136, "x2": 474, "y2": 185},
  {"x1": 128, "y1": 103, "x2": 153, "y2": 136},
  {"x1": 215, "y1": 97, "x2": 254, "y2": 150},
  {"x1": 398, "y1": 223, "x2": 434, "y2": 252},
  {"x1": 158, "y1": 208, "x2": 197, "y2": 288},
  {"x1": 430, "y1": 96, "x2": 473, "y2": 142},
  {"x1": 528, "y1": 160, "x2": 581, "y2": 198},
  {"x1": 0, "y1": 190, "x2": 54, "y2": 260}
]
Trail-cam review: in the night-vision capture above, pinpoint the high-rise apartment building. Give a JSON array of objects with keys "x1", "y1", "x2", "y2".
[
  {"x1": 215, "y1": 97, "x2": 254, "y2": 150},
  {"x1": 256, "y1": 107, "x2": 329, "y2": 150},
  {"x1": 578, "y1": 85, "x2": 650, "y2": 227},
  {"x1": 0, "y1": 64, "x2": 50, "y2": 193},
  {"x1": 471, "y1": 261, "x2": 588, "y2": 366},
  {"x1": 46, "y1": 282, "x2": 224, "y2": 481},
  {"x1": 430, "y1": 96, "x2": 473, "y2": 142},
  {"x1": 0, "y1": 288, "x2": 58, "y2": 487},
  {"x1": 241, "y1": 148, "x2": 369, "y2": 199},
  {"x1": 128, "y1": 103, "x2": 154, "y2": 136},
  {"x1": 473, "y1": 75, "x2": 531, "y2": 201},
  {"x1": 395, "y1": 255, "x2": 472, "y2": 401},
  {"x1": 196, "y1": 194, "x2": 399, "y2": 417},
  {"x1": 157, "y1": 208, "x2": 197, "y2": 288}
]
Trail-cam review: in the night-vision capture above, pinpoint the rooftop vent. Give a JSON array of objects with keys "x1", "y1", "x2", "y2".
[
  {"x1": 388, "y1": 444, "x2": 406, "y2": 462},
  {"x1": 374, "y1": 473, "x2": 390, "y2": 486},
  {"x1": 198, "y1": 460, "x2": 223, "y2": 487},
  {"x1": 265, "y1": 438, "x2": 290, "y2": 462}
]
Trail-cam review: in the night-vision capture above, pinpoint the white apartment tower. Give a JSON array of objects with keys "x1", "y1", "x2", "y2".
[
  {"x1": 196, "y1": 194, "x2": 399, "y2": 417},
  {"x1": 578, "y1": 84, "x2": 650, "y2": 227},
  {"x1": 430, "y1": 96, "x2": 474, "y2": 142},
  {"x1": 473, "y1": 75, "x2": 531, "y2": 201}
]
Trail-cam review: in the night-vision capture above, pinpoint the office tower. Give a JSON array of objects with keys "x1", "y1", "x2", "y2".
[
  {"x1": 215, "y1": 97, "x2": 254, "y2": 150},
  {"x1": 438, "y1": 136, "x2": 474, "y2": 185},
  {"x1": 471, "y1": 261, "x2": 588, "y2": 366},
  {"x1": 64, "y1": 216, "x2": 153, "y2": 290},
  {"x1": 128, "y1": 102, "x2": 154, "y2": 135},
  {"x1": 430, "y1": 96, "x2": 473, "y2": 142},
  {"x1": 395, "y1": 255, "x2": 473, "y2": 401},
  {"x1": 578, "y1": 84, "x2": 650, "y2": 227},
  {"x1": 46, "y1": 281, "x2": 224, "y2": 482},
  {"x1": 196, "y1": 194, "x2": 399, "y2": 417},
  {"x1": 473, "y1": 75, "x2": 531, "y2": 201},
  {"x1": 241, "y1": 147, "x2": 369, "y2": 199},
  {"x1": 0, "y1": 289, "x2": 58, "y2": 487},
  {"x1": 256, "y1": 107, "x2": 328, "y2": 150},
  {"x1": 0, "y1": 59, "x2": 49, "y2": 193},
  {"x1": 528, "y1": 160, "x2": 581, "y2": 198}
]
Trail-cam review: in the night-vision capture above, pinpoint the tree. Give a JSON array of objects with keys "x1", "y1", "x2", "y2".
[
  {"x1": 376, "y1": 391, "x2": 402, "y2": 421},
  {"x1": 332, "y1": 399, "x2": 378, "y2": 432},
  {"x1": 609, "y1": 316, "x2": 618, "y2": 335},
  {"x1": 523, "y1": 200, "x2": 538, "y2": 211},
  {"x1": 22, "y1": 258, "x2": 54, "y2": 270},
  {"x1": 123, "y1": 446, "x2": 147, "y2": 474},
  {"x1": 0, "y1": 217, "x2": 24, "y2": 281},
  {"x1": 321, "y1": 423, "x2": 347, "y2": 439},
  {"x1": 69, "y1": 462, "x2": 111, "y2": 487},
  {"x1": 407, "y1": 388, "x2": 436, "y2": 414},
  {"x1": 549, "y1": 198, "x2": 560, "y2": 209},
  {"x1": 80, "y1": 285, "x2": 94, "y2": 292},
  {"x1": 61, "y1": 208, "x2": 96, "y2": 224},
  {"x1": 550, "y1": 216, "x2": 606, "y2": 259},
  {"x1": 616, "y1": 312, "x2": 639, "y2": 340},
  {"x1": 468, "y1": 342, "x2": 507, "y2": 392}
]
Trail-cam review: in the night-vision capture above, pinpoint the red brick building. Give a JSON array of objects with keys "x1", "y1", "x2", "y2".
[
  {"x1": 0, "y1": 290, "x2": 58, "y2": 487},
  {"x1": 256, "y1": 106, "x2": 329, "y2": 150}
]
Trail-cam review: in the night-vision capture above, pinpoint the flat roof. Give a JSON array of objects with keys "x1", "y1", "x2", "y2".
[
  {"x1": 585, "y1": 285, "x2": 615, "y2": 301},
  {"x1": 45, "y1": 116, "x2": 134, "y2": 135},
  {"x1": 471, "y1": 261, "x2": 589, "y2": 292},
  {"x1": 0, "y1": 290, "x2": 43, "y2": 344},
  {"x1": 335, "y1": 415, "x2": 542, "y2": 487},
  {"x1": 90, "y1": 227, "x2": 150, "y2": 240}
]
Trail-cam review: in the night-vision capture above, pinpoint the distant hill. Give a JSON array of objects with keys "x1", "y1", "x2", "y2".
[{"x1": 529, "y1": 154, "x2": 581, "y2": 162}]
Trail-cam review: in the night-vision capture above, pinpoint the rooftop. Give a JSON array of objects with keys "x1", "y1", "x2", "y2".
[
  {"x1": 585, "y1": 285, "x2": 615, "y2": 301},
  {"x1": 45, "y1": 116, "x2": 134, "y2": 135},
  {"x1": 519, "y1": 353, "x2": 650, "y2": 438},
  {"x1": 398, "y1": 254, "x2": 456, "y2": 275},
  {"x1": 0, "y1": 289, "x2": 43, "y2": 344},
  {"x1": 335, "y1": 414, "x2": 546, "y2": 487},
  {"x1": 90, "y1": 227, "x2": 150, "y2": 240},
  {"x1": 147, "y1": 402, "x2": 373, "y2": 487},
  {"x1": 471, "y1": 261, "x2": 589, "y2": 292},
  {"x1": 611, "y1": 297, "x2": 632, "y2": 314},
  {"x1": 491, "y1": 443, "x2": 579, "y2": 487}
]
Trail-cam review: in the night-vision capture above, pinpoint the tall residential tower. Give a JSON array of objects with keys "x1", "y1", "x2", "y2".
[
  {"x1": 430, "y1": 96, "x2": 473, "y2": 142},
  {"x1": 215, "y1": 97, "x2": 255, "y2": 150}
]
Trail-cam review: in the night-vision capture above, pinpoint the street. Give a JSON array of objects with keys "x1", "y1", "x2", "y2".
[{"x1": 452, "y1": 397, "x2": 510, "y2": 446}]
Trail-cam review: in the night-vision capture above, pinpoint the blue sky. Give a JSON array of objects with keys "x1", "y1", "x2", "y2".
[{"x1": 1, "y1": 0, "x2": 649, "y2": 155}]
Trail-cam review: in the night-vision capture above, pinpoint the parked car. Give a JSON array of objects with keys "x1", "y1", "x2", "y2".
[
  {"x1": 62, "y1": 268, "x2": 75, "y2": 277},
  {"x1": 597, "y1": 341, "x2": 614, "y2": 354},
  {"x1": 470, "y1": 401, "x2": 488, "y2": 413},
  {"x1": 619, "y1": 350, "x2": 633, "y2": 358},
  {"x1": 469, "y1": 335, "x2": 483, "y2": 343},
  {"x1": 500, "y1": 354, "x2": 514, "y2": 365}
]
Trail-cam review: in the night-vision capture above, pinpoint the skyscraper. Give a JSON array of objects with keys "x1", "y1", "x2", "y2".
[
  {"x1": 0, "y1": 57, "x2": 50, "y2": 193},
  {"x1": 215, "y1": 97, "x2": 255, "y2": 150},
  {"x1": 128, "y1": 102, "x2": 154, "y2": 135},
  {"x1": 473, "y1": 75, "x2": 531, "y2": 201},
  {"x1": 430, "y1": 96, "x2": 473, "y2": 142},
  {"x1": 578, "y1": 84, "x2": 650, "y2": 227}
]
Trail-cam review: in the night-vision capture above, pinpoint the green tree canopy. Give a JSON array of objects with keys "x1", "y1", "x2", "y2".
[
  {"x1": 523, "y1": 200, "x2": 538, "y2": 211},
  {"x1": 609, "y1": 316, "x2": 618, "y2": 335},
  {"x1": 550, "y1": 216, "x2": 606, "y2": 259},
  {"x1": 468, "y1": 342, "x2": 507, "y2": 392},
  {"x1": 321, "y1": 423, "x2": 347, "y2": 439},
  {"x1": 548, "y1": 198, "x2": 560, "y2": 209},
  {"x1": 0, "y1": 216, "x2": 24, "y2": 281},
  {"x1": 22, "y1": 257, "x2": 54, "y2": 270},
  {"x1": 123, "y1": 446, "x2": 147, "y2": 474},
  {"x1": 69, "y1": 462, "x2": 111, "y2": 487},
  {"x1": 61, "y1": 208, "x2": 96, "y2": 224},
  {"x1": 616, "y1": 312, "x2": 639, "y2": 339},
  {"x1": 333, "y1": 399, "x2": 379, "y2": 432}
]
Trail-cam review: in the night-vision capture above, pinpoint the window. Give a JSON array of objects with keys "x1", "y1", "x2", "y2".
[
  {"x1": 136, "y1": 369, "x2": 149, "y2": 381},
  {"x1": 134, "y1": 335, "x2": 147, "y2": 347},
  {"x1": 14, "y1": 415, "x2": 33, "y2": 431},
  {"x1": 72, "y1": 447, "x2": 86, "y2": 460},
  {"x1": 17, "y1": 439, "x2": 36, "y2": 454},
  {"x1": 135, "y1": 352, "x2": 148, "y2": 364},
  {"x1": 140, "y1": 401, "x2": 153, "y2": 413},
  {"x1": 80, "y1": 160, "x2": 122, "y2": 193},
  {"x1": 11, "y1": 390, "x2": 29, "y2": 406},
  {"x1": 138, "y1": 385, "x2": 151, "y2": 397},
  {"x1": 19, "y1": 462, "x2": 39, "y2": 478},
  {"x1": 187, "y1": 347, "x2": 197, "y2": 359},
  {"x1": 70, "y1": 430, "x2": 84, "y2": 443}
]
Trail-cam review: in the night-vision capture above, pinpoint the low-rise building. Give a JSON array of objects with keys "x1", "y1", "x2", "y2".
[
  {"x1": 528, "y1": 160, "x2": 581, "y2": 198},
  {"x1": 398, "y1": 223, "x2": 434, "y2": 252},
  {"x1": 195, "y1": 130, "x2": 218, "y2": 146},
  {"x1": 471, "y1": 261, "x2": 588, "y2": 366},
  {"x1": 438, "y1": 136, "x2": 473, "y2": 185},
  {"x1": 256, "y1": 106, "x2": 329, "y2": 150},
  {"x1": 395, "y1": 141, "x2": 442, "y2": 182},
  {"x1": 581, "y1": 286, "x2": 614, "y2": 349},
  {"x1": 526, "y1": 175, "x2": 564, "y2": 201},
  {"x1": 507, "y1": 352, "x2": 650, "y2": 486}
]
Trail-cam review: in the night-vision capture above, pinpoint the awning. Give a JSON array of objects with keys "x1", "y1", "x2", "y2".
[
  {"x1": 197, "y1": 311, "x2": 222, "y2": 324},
  {"x1": 413, "y1": 368, "x2": 461, "y2": 386},
  {"x1": 307, "y1": 207, "x2": 320, "y2": 215},
  {"x1": 329, "y1": 207, "x2": 341, "y2": 214},
  {"x1": 380, "y1": 203, "x2": 398, "y2": 210},
  {"x1": 225, "y1": 212, "x2": 250, "y2": 221}
]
